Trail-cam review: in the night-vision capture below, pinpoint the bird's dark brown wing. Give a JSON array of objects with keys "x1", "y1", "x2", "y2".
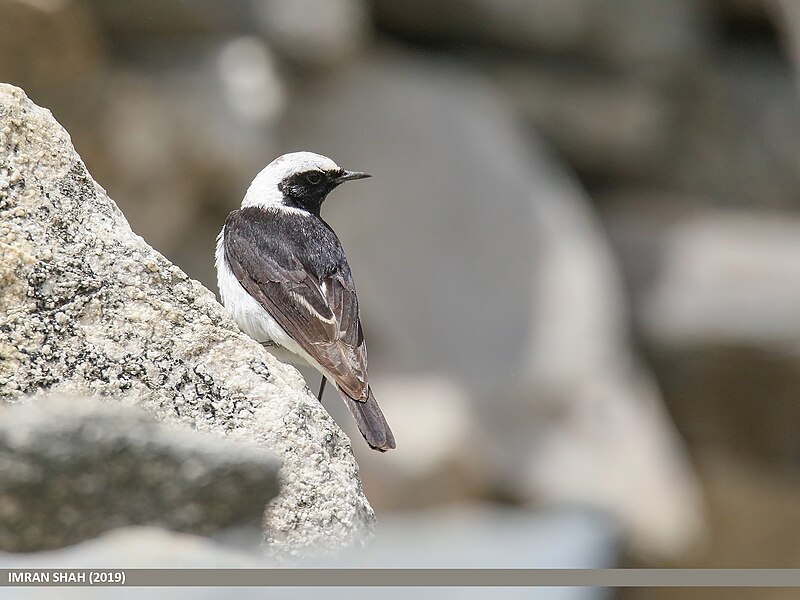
[{"x1": 223, "y1": 207, "x2": 369, "y2": 400}]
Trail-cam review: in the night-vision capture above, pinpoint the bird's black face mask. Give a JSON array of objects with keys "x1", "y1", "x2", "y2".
[
  {"x1": 278, "y1": 170, "x2": 331, "y2": 215},
  {"x1": 278, "y1": 169, "x2": 370, "y2": 216}
]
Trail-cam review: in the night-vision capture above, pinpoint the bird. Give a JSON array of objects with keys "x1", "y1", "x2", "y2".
[{"x1": 215, "y1": 151, "x2": 396, "y2": 451}]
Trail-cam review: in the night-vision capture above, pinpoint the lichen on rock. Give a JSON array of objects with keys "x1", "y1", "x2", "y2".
[{"x1": 0, "y1": 83, "x2": 375, "y2": 557}]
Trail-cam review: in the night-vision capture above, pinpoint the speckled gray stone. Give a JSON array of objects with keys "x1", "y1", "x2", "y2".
[
  {"x1": 0, "y1": 397, "x2": 280, "y2": 552},
  {"x1": 0, "y1": 83, "x2": 375, "y2": 558}
]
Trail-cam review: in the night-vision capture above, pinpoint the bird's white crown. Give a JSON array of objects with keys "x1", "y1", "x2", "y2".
[{"x1": 242, "y1": 151, "x2": 341, "y2": 209}]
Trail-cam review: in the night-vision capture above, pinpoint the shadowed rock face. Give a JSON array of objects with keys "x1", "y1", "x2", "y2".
[
  {"x1": 0, "y1": 83, "x2": 374, "y2": 558},
  {"x1": 0, "y1": 397, "x2": 281, "y2": 553}
]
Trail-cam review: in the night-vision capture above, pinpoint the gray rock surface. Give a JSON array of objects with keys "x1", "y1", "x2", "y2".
[
  {"x1": 0, "y1": 83, "x2": 374, "y2": 557},
  {"x1": 0, "y1": 397, "x2": 279, "y2": 552}
]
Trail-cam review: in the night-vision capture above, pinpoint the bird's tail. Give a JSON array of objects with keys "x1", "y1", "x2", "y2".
[{"x1": 341, "y1": 387, "x2": 396, "y2": 452}]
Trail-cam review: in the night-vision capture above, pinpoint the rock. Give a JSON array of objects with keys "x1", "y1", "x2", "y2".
[
  {"x1": 82, "y1": 0, "x2": 371, "y2": 67},
  {"x1": 0, "y1": 83, "x2": 374, "y2": 557},
  {"x1": 0, "y1": 397, "x2": 279, "y2": 552},
  {"x1": 692, "y1": 451, "x2": 800, "y2": 569},
  {"x1": 347, "y1": 375, "x2": 494, "y2": 510},
  {"x1": 710, "y1": 0, "x2": 774, "y2": 23},
  {"x1": 643, "y1": 211, "x2": 800, "y2": 346},
  {"x1": 596, "y1": 191, "x2": 700, "y2": 300},
  {"x1": 373, "y1": 0, "x2": 591, "y2": 54},
  {"x1": 516, "y1": 175, "x2": 704, "y2": 561},
  {"x1": 667, "y1": 51, "x2": 800, "y2": 210},
  {"x1": 253, "y1": 0, "x2": 370, "y2": 67},
  {"x1": 590, "y1": 0, "x2": 710, "y2": 73},
  {"x1": 279, "y1": 50, "x2": 703, "y2": 560},
  {"x1": 373, "y1": 0, "x2": 709, "y2": 72},
  {"x1": 491, "y1": 62, "x2": 677, "y2": 181},
  {"x1": 774, "y1": 0, "x2": 800, "y2": 82},
  {"x1": 0, "y1": 0, "x2": 103, "y2": 98},
  {"x1": 82, "y1": 0, "x2": 259, "y2": 39},
  {"x1": 637, "y1": 210, "x2": 800, "y2": 468},
  {"x1": 17, "y1": 41, "x2": 284, "y2": 286}
]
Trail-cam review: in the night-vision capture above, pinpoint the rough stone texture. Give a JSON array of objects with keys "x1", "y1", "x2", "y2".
[
  {"x1": 0, "y1": 83, "x2": 374, "y2": 557},
  {"x1": 0, "y1": 396, "x2": 279, "y2": 552},
  {"x1": 280, "y1": 52, "x2": 703, "y2": 560}
]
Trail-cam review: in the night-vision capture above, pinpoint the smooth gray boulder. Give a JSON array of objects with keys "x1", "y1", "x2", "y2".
[
  {"x1": 0, "y1": 397, "x2": 279, "y2": 552},
  {"x1": 280, "y1": 51, "x2": 703, "y2": 560},
  {"x1": 0, "y1": 83, "x2": 374, "y2": 557}
]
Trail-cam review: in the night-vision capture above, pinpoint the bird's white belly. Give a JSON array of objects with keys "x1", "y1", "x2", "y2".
[{"x1": 215, "y1": 230, "x2": 313, "y2": 369}]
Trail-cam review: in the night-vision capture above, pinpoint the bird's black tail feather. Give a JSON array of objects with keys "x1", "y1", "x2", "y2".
[{"x1": 341, "y1": 387, "x2": 396, "y2": 452}]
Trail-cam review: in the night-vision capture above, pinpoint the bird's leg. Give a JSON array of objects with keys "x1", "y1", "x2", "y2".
[{"x1": 317, "y1": 376, "x2": 327, "y2": 401}]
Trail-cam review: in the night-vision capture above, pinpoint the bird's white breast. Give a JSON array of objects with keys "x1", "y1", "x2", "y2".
[{"x1": 215, "y1": 227, "x2": 311, "y2": 368}]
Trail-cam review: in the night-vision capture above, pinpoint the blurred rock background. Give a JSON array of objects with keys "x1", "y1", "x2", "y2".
[{"x1": 3, "y1": 0, "x2": 800, "y2": 596}]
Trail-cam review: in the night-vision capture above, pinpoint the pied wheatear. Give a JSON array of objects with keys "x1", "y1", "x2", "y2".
[{"x1": 215, "y1": 151, "x2": 395, "y2": 451}]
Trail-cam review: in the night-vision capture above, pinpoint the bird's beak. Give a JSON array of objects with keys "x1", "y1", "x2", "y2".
[{"x1": 334, "y1": 170, "x2": 371, "y2": 183}]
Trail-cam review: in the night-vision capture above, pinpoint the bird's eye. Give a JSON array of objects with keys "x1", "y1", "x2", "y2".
[{"x1": 305, "y1": 172, "x2": 322, "y2": 185}]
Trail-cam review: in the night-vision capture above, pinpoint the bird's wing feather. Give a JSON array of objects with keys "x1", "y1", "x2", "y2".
[{"x1": 223, "y1": 207, "x2": 369, "y2": 400}]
